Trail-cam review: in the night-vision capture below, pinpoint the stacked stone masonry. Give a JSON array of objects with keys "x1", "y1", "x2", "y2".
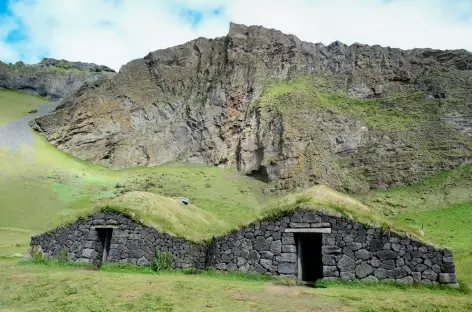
[
  {"x1": 30, "y1": 213, "x2": 206, "y2": 269},
  {"x1": 30, "y1": 211, "x2": 458, "y2": 287}
]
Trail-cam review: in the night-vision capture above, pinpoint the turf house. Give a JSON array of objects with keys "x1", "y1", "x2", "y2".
[{"x1": 30, "y1": 205, "x2": 459, "y2": 288}]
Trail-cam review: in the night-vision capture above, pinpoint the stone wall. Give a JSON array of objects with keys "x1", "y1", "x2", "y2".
[
  {"x1": 206, "y1": 210, "x2": 459, "y2": 287},
  {"x1": 30, "y1": 210, "x2": 459, "y2": 287},
  {"x1": 30, "y1": 213, "x2": 206, "y2": 269}
]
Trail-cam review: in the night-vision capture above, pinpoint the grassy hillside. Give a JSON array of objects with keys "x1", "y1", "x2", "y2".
[
  {"x1": 0, "y1": 136, "x2": 270, "y2": 254},
  {"x1": 358, "y1": 163, "x2": 472, "y2": 215},
  {"x1": 253, "y1": 76, "x2": 472, "y2": 193},
  {"x1": 0, "y1": 91, "x2": 271, "y2": 255},
  {"x1": 0, "y1": 89, "x2": 47, "y2": 125}
]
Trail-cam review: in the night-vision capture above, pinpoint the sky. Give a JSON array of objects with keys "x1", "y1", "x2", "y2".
[{"x1": 0, "y1": 0, "x2": 472, "y2": 71}]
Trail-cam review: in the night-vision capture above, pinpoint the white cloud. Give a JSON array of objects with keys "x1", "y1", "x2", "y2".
[{"x1": 1, "y1": 0, "x2": 472, "y2": 70}]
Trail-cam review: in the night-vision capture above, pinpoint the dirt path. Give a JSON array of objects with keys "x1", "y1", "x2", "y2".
[{"x1": 0, "y1": 101, "x2": 58, "y2": 151}]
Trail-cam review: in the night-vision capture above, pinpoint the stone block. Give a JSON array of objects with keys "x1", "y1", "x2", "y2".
[
  {"x1": 71, "y1": 241, "x2": 83, "y2": 253},
  {"x1": 232, "y1": 247, "x2": 242, "y2": 256},
  {"x1": 340, "y1": 271, "x2": 355, "y2": 280},
  {"x1": 322, "y1": 255, "x2": 336, "y2": 266},
  {"x1": 278, "y1": 253, "x2": 297, "y2": 263},
  {"x1": 323, "y1": 266, "x2": 339, "y2": 277},
  {"x1": 376, "y1": 250, "x2": 398, "y2": 261},
  {"x1": 355, "y1": 263, "x2": 373, "y2": 278},
  {"x1": 369, "y1": 239, "x2": 383, "y2": 252},
  {"x1": 388, "y1": 267, "x2": 407, "y2": 279},
  {"x1": 278, "y1": 262, "x2": 297, "y2": 274},
  {"x1": 260, "y1": 259, "x2": 272, "y2": 270},
  {"x1": 355, "y1": 249, "x2": 371, "y2": 260},
  {"x1": 412, "y1": 272, "x2": 421, "y2": 283},
  {"x1": 370, "y1": 257, "x2": 380, "y2": 268},
  {"x1": 343, "y1": 248, "x2": 355, "y2": 259},
  {"x1": 281, "y1": 236, "x2": 295, "y2": 245},
  {"x1": 346, "y1": 242, "x2": 362, "y2": 251},
  {"x1": 415, "y1": 264, "x2": 427, "y2": 272},
  {"x1": 443, "y1": 256, "x2": 454, "y2": 263},
  {"x1": 270, "y1": 241, "x2": 282, "y2": 254},
  {"x1": 322, "y1": 234, "x2": 336, "y2": 245},
  {"x1": 374, "y1": 268, "x2": 388, "y2": 280},
  {"x1": 322, "y1": 246, "x2": 342, "y2": 255},
  {"x1": 282, "y1": 245, "x2": 296, "y2": 253},
  {"x1": 239, "y1": 263, "x2": 249, "y2": 273},
  {"x1": 81, "y1": 248, "x2": 95, "y2": 258},
  {"x1": 380, "y1": 260, "x2": 395, "y2": 270},
  {"x1": 422, "y1": 270, "x2": 438, "y2": 281},
  {"x1": 441, "y1": 263, "x2": 455, "y2": 273},
  {"x1": 337, "y1": 255, "x2": 356, "y2": 271},
  {"x1": 254, "y1": 236, "x2": 269, "y2": 251},
  {"x1": 439, "y1": 273, "x2": 457, "y2": 284},
  {"x1": 137, "y1": 256, "x2": 150, "y2": 266},
  {"x1": 261, "y1": 251, "x2": 274, "y2": 259},
  {"x1": 289, "y1": 223, "x2": 310, "y2": 228}
]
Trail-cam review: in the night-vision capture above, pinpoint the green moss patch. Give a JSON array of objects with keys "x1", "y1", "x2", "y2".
[{"x1": 0, "y1": 89, "x2": 47, "y2": 125}]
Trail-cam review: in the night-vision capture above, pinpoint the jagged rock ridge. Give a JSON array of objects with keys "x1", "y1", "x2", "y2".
[
  {"x1": 0, "y1": 58, "x2": 115, "y2": 99},
  {"x1": 31, "y1": 23, "x2": 472, "y2": 192}
]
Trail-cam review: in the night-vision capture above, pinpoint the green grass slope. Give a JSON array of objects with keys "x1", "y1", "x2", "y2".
[
  {"x1": 253, "y1": 76, "x2": 472, "y2": 193},
  {"x1": 0, "y1": 89, "x2": 271, "y2": 254},
  {"x1": 358, "y1": 163, "x2": 472, "y2": 215},
  {"x1": 0, "y1": 89, "x2": 47, "y2": 125},
  {"x1": 0, "y1": 134, "x2": 270, "y2": 254}
]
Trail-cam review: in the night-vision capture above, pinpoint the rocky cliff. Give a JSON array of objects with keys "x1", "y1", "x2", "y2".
[
  {"x1": 31, "y1": 23, "x2": 472, "y2": 193},
  {"x1": 0, "y1": 58, "x2": 115, "y2": 100}
]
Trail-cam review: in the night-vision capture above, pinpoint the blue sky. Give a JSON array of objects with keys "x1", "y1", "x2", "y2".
[{"x1": 1, "y1": 0, "x2": 472, "y2": 70}]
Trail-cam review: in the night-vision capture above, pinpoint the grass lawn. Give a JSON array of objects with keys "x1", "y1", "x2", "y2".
[
  {"x1": 0, "y1": 90, "x2": 47, "y2": 125},
  {"x1": 0, "y1": 259, "x2": 471, "y2": 312}
]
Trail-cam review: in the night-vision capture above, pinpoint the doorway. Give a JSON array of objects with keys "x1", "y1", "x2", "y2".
[
  {"x1": 296, "y1": 233, "x2": 323, "y2": 283},
  {"x1": 96, "y1": 228, "x2": 113, "y2": 267}
]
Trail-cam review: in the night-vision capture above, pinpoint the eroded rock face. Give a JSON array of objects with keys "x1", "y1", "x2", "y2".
[
  {"x1": 31, "y1": 23, "x2": 472, "y2": 192},
  {"x1": 0, "y1": 58, "x2": 115, "y2": 99}
]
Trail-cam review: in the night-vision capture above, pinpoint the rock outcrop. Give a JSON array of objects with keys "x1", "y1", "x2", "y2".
[
  {"x1": 31, "y1": 23, "x2": 472, "y2": 192},
  {"x1": 0, "y1": 58, "x2": 115, "y2": 100}
]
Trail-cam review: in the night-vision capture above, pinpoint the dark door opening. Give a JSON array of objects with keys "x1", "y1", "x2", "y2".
[
  {"x1": 96, "y1": 228, "x2": 113, "y2": 267},
  {"x1": 296, "y1": 233, "x2": 323, "y2": 283}
]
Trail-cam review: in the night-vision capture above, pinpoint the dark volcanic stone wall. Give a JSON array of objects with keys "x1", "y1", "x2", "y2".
[
  {"x1": 30, "y1": 210, "x2": 458, "y2": 287},
  {"x1": 206, "y1": 210, "x2": 458, "y2": 287},
  {"x1": 30, "y1": 213, "x2": 206, "y2": 269}
]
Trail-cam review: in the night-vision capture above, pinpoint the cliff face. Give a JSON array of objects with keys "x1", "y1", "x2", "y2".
[
  {"x1": 31, "y1": 23, "x2": 472, "y2": 193},
  {"x1": 0, "y1": 58, "x2": 115, "y2": 100}
]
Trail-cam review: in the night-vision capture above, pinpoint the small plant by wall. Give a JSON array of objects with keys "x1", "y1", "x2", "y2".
[{"x1": 151, "y1": 250, "x2": 173, "y2": 272}]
